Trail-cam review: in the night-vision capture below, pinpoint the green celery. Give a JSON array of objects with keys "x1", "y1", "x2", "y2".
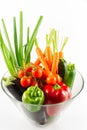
[{"x1": 60, "y1": 37, "x2": 68, "y2": 52}]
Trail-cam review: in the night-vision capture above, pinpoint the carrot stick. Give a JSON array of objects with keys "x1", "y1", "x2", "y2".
[
  {"x1": 45, "y1": 46, "x2": 52, "y2": 69},
  {"x1": 36, "y1": 47, "x2": 50, "y2": 73},
  {"x1": 59, "y1": 51, "x2": 64, "y2": 59},
  {"x1": 51, "y1": 52, "x2": 59, "y2": 74},
  {"x1": 34, "y1": 58, "x2": 41, "y2": 65}
]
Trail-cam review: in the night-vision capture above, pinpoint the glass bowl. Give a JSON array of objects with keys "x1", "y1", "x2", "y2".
[{"x1": 1, "y1": 71, "x2": 84, "y2": 126}]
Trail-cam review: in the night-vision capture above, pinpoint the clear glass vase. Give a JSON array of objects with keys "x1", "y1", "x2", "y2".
[{"x1": 1, "y1": 71, "x2": 84, "y2": 125}]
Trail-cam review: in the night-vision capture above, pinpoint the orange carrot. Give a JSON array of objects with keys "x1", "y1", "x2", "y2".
[
  {"x1": 51, "y1": 52, "x2": 59, "y2": 74},
  {"x1": 45, "y1": 46, "x2": 52, "y2": 69},
  {"x1": 55, "y1": 74, "x2": 62, "y2": 83},
  {"x1": 36, "y1": 47, "x2": 50, "y2": 73},
  {"x1": 34, "y1": 58, "x2": 41, "y2": 65},
  {"x1": 59, "y1": 51, "x2": 64, "y2": 59}
]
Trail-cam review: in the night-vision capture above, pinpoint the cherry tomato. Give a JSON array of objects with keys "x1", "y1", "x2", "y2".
[
  {"x1": 46, "y1": 75, "x2": 56, "y2": 85},
  {"x1": 20, "y1": 76, "x2": 31, "y2": 88},
  {"x1": 25, "y1": 66, "x2": 32, "y2": 73},
  {"x1": 32, "y1": 67, "x2": 43, "y2": 78},
  {"x1": 25, "y1": 62, "x2": 33, "y2": 68},
  {"x1": 42, "y1": 69, "x2": 48, "y2": 79},
  {"x1": 25, "y1": 66, "x2": 33, "y2": 76},
  {"x1": 31, "y1": 78, "x2": 38, "y2": 86},
  {"x1": 18, "y1": 69, "x2": 25, "y2": 79}
]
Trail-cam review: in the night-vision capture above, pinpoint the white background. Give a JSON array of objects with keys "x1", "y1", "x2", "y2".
[{"x1": 0, "y1": 0, "x2": 87, "y2": 129}]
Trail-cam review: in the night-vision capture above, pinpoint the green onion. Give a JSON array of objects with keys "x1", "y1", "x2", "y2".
[
  {"x1": 0, "y1": 12, "x2": 43, "y2": 76},
  {"x1": 13, "y1": 17, "x2": 21, "y2": 66},
  {"x1": 25, "y1": 16, "x2": 43, "y2": 63},
  {"x1": 19, "y1": 11, "x2": 23, "y2": 65},
  {"x1": 1, "y1": 19, "x2": 17, "y2": 68},
  {"x1": 0, "y1": 32, "x2": 16, "y2": 76},
  {"x1": 24, "y1": 27, "x2": 30, "y2": 60},
  {"x1": 27, "y1": 26, "x2": 29, "y2": 43}
]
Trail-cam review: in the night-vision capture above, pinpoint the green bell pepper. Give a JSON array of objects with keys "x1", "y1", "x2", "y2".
[
  {"x1": 22, "y1": 85, "x2": 45, "y2": 112},
  {"x1": 64, "y1": 63, "x2": 76, "y2": 89}
]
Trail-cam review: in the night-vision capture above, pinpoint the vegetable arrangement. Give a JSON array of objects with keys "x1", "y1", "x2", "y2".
[{"x1": 0, "y1": 12, "x2": 76, "y2": 116}]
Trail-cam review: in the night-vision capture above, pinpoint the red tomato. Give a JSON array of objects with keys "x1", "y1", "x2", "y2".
[
  {"x1": 42, "y1": 69, "x2": 48, "y2": 79},
  {"x1": 18, "y1": 70, "x2": 25, "y2": 79},
  {"x1": 46, "y1": 75, "x2": 56, "y2": 85},
  {"x1": 31, "y1": 78, "x2": 38, "y2": 86},
  {"x1": 20, "y1": 76, "x2": 31, "y2": 88},
  {"x1": 32, "y1": 67, "x2": 43, "y2": 78},
  {"x1": 25, "y1": 66, "x2": 33, "y2": 76},
  {"x1": 25, "y1": 66, "x2": 32, "y2": 73}
]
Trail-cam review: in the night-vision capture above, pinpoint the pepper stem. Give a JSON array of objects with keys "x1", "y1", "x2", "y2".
[{"x1": 53, "y1": 84, "x2": 61, "y2": 90}]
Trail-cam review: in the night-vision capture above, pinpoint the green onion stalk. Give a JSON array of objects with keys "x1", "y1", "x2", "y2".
[{"x1": 0, "y1": 11, "x2": 43, "y2": 76}]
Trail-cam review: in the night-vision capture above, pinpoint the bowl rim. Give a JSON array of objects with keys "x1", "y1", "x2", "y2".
[{"x1": 1, "y1": 71, "x2": 84, "y2": 107}]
